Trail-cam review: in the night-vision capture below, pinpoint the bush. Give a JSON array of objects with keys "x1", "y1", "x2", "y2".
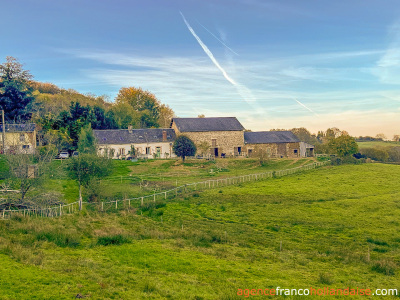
[{"x1": 97, "y1": 234, "x2": 131, "y2": 246}]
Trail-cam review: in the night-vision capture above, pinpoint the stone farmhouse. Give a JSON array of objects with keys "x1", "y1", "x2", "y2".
[
  {"x1": 92, "y1": 117, "x2": 314, "y2": 159},
  {"x1": 0, "y1": 124, "x2": 36, "y2": 154},
  {"x1": 171, "y1": 117, "x2": 245, "y2": 157},
  {"x1": 93, "y1": 127, "x2": 176, "y2": 159}
]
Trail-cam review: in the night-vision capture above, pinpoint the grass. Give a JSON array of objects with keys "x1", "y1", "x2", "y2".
[
  {"x1": 357, "y1": 141, "x2": 400, "y2": 149},
  {"x1": 1, "y1": 156, "x2": 316, "y2": 204},
  {"x1": 0, "y1": 163, "x2": 400, "y2": 299}
]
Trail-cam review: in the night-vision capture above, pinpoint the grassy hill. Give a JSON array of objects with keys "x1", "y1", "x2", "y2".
[{"x1": 1, "y1": 163, "x2": 400, "y2": 299}]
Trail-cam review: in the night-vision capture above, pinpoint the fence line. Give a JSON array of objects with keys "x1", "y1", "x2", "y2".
[{"x1": 0, "y1": 161, "x2": 329, "y2": 219}]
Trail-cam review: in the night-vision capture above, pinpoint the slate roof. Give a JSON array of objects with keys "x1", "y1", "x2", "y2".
[
  {"x1": 93, "y1": 128, "x2": 176, "y2": 145},
  {"x1": 0, "y1": 124, "x2": 36, "y2": 132},
  {"x1": 172, "y1": 117, "x2": 245, "y2": 132},
  {"x1": 244, "y1": 131, "x2": 300, "y2": 144}
]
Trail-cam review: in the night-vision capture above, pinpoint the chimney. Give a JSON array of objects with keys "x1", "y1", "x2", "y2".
[
  {"x1": 162, "y1": 130, "x2": 167, "y2": 142},
  {"x1": 128, "y1": 125, "x2": 133, "y2": 133}
]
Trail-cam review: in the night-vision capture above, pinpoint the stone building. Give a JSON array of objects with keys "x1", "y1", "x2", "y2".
[
  {"x1": 171, "y1": 117, "x2": 245, "y2": 157},
  {"x1": 244, "y1": 131, "x2": 313, "y2": 158},
  {"x1": 94, "y1": 127, "x2": 176, "y2": 159},
  {"x1": 0, "y1": 124, "x2": 37, "y2": 154}
]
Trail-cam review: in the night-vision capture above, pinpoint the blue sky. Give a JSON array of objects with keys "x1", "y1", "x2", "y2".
[{"x1": 2, "y1": 0, "x2": 400, "y2": 137}]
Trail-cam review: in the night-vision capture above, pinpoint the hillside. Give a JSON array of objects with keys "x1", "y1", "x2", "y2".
[{"x1": 1, "y1": 163, "x2": 399, "y2": 299}]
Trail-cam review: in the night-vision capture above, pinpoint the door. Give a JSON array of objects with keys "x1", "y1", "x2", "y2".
[{"x1": 213, "y1": 148, "x2": 219, "y2": 157}]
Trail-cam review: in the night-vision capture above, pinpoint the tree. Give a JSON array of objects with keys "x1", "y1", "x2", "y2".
[
  {"x1": 0, "y1": 56, "x2": 35, "y2": 122},
  {"x1": 159, "y1": 104, "x2": 175, "y2": 128},
  {"x1": 115, "y1": 87, "x2": 161, "y2": 128},
  {"x1": 376, "y1": 133, "x2": 386, "y2": 141},
  {"x1": 2, "y1": 145, "x2": 60, "y2": 209},
  {"x1": 173, "y1": 135, "x2": 196, "y2": 162},
  {"x1": 110, "y1": 103, "x2": 140, "y2": 129},
  {"x1": 78, "y1": 125, "x2": 97, "y2": 155},
  {"x1": 393, "y1": 135, "x2": 400, "y2": 142},
  {"x1": 197, "y1": 141, "x2": 210, "y2": 157},
  {"x1": 328, "y1": 135, "x2": 359, "y2": 157},
  {"x1": 66, "y1": 154, "x2": 112, "y2": 209},
  {"x1": 290, "y1": 127, "x2": 319, "y2": 145}
]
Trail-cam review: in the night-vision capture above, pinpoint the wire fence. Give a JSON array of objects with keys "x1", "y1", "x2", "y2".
[{"x1": 0, "y1": 160, "x2": 329, "y2": 219}]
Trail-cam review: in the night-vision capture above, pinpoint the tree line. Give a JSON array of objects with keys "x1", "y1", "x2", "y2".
[{"x1": 1, "y1": 56, "x2": 175, "y2": 152}]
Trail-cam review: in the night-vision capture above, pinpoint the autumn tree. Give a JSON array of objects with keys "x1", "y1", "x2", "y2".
[
  {"x1": 0, "y1": 56, "x2": 35, "y2": 122},
  {"x1": 159, "y1": 104, "x2": 175, "y2": 128},
  {"x1": 116, "y1": 87, "x2": 161, "y2": 128}
]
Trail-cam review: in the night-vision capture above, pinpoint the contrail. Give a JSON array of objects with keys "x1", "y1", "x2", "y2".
[
  {"x1": 180, "y1": 11, "x2": 237, "y2": 86},
  {"x1": 294, "y1": 98, "x2": 319, "y2": 117},
  {"x1": 180, "y1": 11, "x2": 256, "y2": 105},
  {"x1": 196, "y1": 21, "x2": 239, "y2": 56}
]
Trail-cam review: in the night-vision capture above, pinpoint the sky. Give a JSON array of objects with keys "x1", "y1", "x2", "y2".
[{"x1": 1, "y1": 0, "x2": 400, "y2": 138}]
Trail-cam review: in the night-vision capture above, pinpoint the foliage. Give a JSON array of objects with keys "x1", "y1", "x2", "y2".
[
  {"x1": 173, "y1": 135, "x2": 196, "y2": 161},
  {"x1": 0, "y1": 56, "x2": 35, "y2": 122},
  {"x1": 115, "y1": 87, "x2": 161, "y2": 128},
  {"x1": 66, "y1": 154, "x2": 112, "y2": 189},
  {"x1": 197, "y1": 141, "x2": 210, "y2": 156},
  {"x1": 2, "y1": 147, "x2": 60, "y2": 209},
  {"x1": 77, "y1": 125, "x2": 97, "y2": 155},
  {"x1": 328, "y1": 135, "x2": 359, "y2": 157}
]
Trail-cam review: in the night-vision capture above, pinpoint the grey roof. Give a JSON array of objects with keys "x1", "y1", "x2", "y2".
[
  {"x1": 172, "y1": 117, "x2": 245, "y2": 132},
  {"x1": 244, "y1": 131, "x2": 300, "y2": 144},
  {"x1": 93, "y1": 128, "x2": 176, "y2": 145},
  {"x1": 0, "y1": 124, "x2": 36, "y2": 132}
]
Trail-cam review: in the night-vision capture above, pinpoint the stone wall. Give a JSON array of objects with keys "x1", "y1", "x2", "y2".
[
  {"x1": 244, "y1": 142, "x2": 301, "y2": 158},
  {"x1": 172, "y1": 125, "x2": 244, "y2": 157}
]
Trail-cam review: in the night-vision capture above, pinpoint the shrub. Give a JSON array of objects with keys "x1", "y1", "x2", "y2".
[{"x1": 97, "y1": 234, "x2": 131, "y2": 246}]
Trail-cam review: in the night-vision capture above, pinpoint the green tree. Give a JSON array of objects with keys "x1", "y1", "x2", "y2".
[
  {"x1": 78, "y1": 125, "x2": 97, "y2": 155},
  {"x1": 0, "y1": 56, "x2": 35, "y2": 122},
  {"x1": 66, "y1": 154, "x2": 112, "y2": 209},
  {"x1": 173, "y1": 135, "x2": 196, "y2": 162},
  {"x1": 328, "y1": 135, "x2": 358, "y2": 157}
]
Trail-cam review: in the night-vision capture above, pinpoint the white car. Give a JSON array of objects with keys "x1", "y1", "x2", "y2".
[{"x1": 59, "y1": 151, "x2": 69, "y2": 159}]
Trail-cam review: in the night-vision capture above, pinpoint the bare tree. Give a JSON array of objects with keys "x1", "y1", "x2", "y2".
[{"x1": 1, "y1": 145, "x2": 60, "y2": 210}]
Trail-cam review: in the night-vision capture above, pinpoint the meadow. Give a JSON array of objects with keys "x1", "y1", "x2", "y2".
[
  {"x1": 0, "y1": 162, "x2": 400, "y2": 299},
  {"x1": 357, "y1": 141, "x2": 400, "y2": 149}
]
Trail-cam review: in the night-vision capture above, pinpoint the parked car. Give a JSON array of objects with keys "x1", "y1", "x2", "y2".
[
  {"x1": 58, "y1": 151, "x2": 69, "y2": 159},
  {"x1": 72, "y1": 151, "x2": 79, "y2": 157}
]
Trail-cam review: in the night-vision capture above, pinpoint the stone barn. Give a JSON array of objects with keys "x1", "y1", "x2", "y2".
[
  {"x1": 171, "y1": 117, "x2": 245, "y2": 157},
  {"x1": 244, "y1": 131, "x2": 310, "y2": 158}
]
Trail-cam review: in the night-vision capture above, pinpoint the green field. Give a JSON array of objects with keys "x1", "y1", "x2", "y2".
[
  {"x1": 357, "y1": 141, "x2": 400, "y2": 149},
  {"x1": 37, "y1": 157, "x2": 316, "y2": 203},
  {"x1": 1, "y1": 163, "x2": 400, "y2": 299}
]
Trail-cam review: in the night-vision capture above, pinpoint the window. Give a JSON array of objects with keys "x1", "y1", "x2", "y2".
[
  {"x1": 119, "y1": 148, "x2": 125, "y2": 155},
  {"x1": 212, "y1": 139, "x2": 217, "y2": 147},
  {"x1": 294, "y1": 149, "x2": 298, "y2": 154},
  {"x1": 20, "y1": 134, "x2": 25, "y2": 142},
  {"x1": 146, "y1": 147, "x2": 151, "y2": 154},
  {"x1": 22, "y1": 145, "x2": 30, "y2": 149}
]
